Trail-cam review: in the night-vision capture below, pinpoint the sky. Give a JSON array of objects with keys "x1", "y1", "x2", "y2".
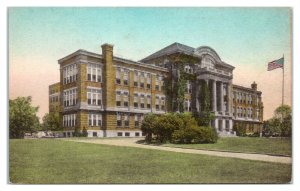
[{"x1": 8, "y1": 7, "x2": 292, "y2": 120}]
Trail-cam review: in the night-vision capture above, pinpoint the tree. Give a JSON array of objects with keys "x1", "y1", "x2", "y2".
[
  {"x1": 9, "y1": 96, "x2": 40, "y2": 138},
  {"x1": 141, "y1": 113, "x2": 158, "y2": 142},
  {"x1": 42, "y1": 112, "x2": 61, "y2": 131},
  {"x1": 263, "y1": 105, "x2": 292, "y2": 137},
  {"x1": 274, "y1": 105, "x2": 292, "y2": 120},
  {"x1": 194, "y1": 80, "x2": 215, "y2": 126}
]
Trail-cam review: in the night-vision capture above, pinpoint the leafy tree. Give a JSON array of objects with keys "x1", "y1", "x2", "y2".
[
  {"x1": 141, "y1": 113, "x2": 158, "y2": 142},
  {"x1": 9, "y1": 96, "x2": 40, "y2": 138},
  {"x1": 274, "y1": 105, "x2": 292, "y2": 121},
  {"x1": 42, "y1": 112, "x2": 61, "y2": 131},
  {"x1": 263, "y1": 105, "x2": 292, "y2": 137}
]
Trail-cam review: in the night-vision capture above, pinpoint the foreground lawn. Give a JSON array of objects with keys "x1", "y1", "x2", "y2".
[
  {"x1": 10, "y1": 139, "x2": 291, "y2": 184},
  {"x1": 163, "y1": 137, "x2": 292, "y2": 156}
]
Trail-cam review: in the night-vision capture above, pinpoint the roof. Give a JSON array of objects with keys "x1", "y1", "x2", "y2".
[
  {"x1": 233, "y1": 84, "x2": 262, "y2": 94},
  {"x1": 140, "y1": 42, "x2": 235, "y2": 70},
  {"x1": 58, "y1": 49, "x2": 168, "y2": 72},
  {"x1": 140, "y1": 42, "x2": 195, "y2": 62}
]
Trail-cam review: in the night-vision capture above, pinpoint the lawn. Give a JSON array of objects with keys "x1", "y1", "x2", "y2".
[
  {"x1": 162, "y1": 137, "x2": 292, "y2": 156},
  {"x1": 9, "y1": 139, "x2": 291, "y2": 184}
]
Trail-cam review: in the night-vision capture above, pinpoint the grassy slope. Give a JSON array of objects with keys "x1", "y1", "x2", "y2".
[
  {"x1": 163, "y1": 137, "x2": 292, "y2": 156},
  {"x1": 9, "y1": 139, "x2": 291, "y2": 184}
]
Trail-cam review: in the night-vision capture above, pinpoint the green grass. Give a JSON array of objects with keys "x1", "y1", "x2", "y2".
[
  {"x1": 162, "y1": 137, "x2": 292, "y2": 156},
  {"x1": 10, "y1": 139, "x2": 291, "y2": 184}
]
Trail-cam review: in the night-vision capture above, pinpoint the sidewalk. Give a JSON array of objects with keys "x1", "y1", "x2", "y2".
[{"x1": 67, "y1": 138, "x2": 292, "y2": 164}]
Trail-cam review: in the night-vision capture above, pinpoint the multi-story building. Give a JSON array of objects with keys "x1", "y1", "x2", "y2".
[
  {"x1": 49, "y1": 42, "x2": 263, "y2": 137},
  {"x1": 49, "y1": 82, "x2": 61, "y2": 115}
]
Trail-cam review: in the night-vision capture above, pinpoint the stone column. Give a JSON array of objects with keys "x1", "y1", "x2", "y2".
[
  {"x1": 215, "y1": 118, "x2": 219, "y2": 131},
  {"x1": 220, "y1": 82, "x2": 224, "y2": 114},
  {"x1": 212, "y1": 80, "x2": 217, "y2": 112},
  {"x1": 195, "y1": 80, "x2": 199, "y2": 112},
  {"x1": 222, "y1": 119, "x2": 225, "y2": 132},
  {"x1": 229, "y1": 119, "x2": 233, "y2": 132}
]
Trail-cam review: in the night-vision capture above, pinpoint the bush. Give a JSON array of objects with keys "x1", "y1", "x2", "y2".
[
  {"x1": 233, "y1": 123, "x2": 246, "y2": 136},
  {"x1": 172, "y1": 126, "x2": 218, "y2": 144},
  {"x1": 141, "y1": 112, "x2": 218, "y2": 144}
]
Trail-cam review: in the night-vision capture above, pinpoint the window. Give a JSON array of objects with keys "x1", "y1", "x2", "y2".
[
  {"x1": 124, "y1": 113, "x2": 129, "y2": 127},
  {"x1": 125, "y1": 132, "x2": 130, "y2": 137},
  {"x1": 63, "y1": 64, "x2": 78, "y2": 84},
  {"x1": 123, "y1": 91, "x2": 129, "y2": 107},
  {"x1": 93, "y1": 132, "x2": 97, "y2": 137},
  {"x1": 156, "y1": 96, "x2": 160, "y2": 110},
  {"x1": 117, "y1": 112, "x2": 122, "y2": 127},
  {"x1": 184, "y1": 100, "x2": 189, "y2": 112},
  {"x1": 134, "y1": 93, "x2": 138, "y2": 108},
  {"x1": 117, "y1": 132, "x2": 122, "y2": 137},
  {"x1": 161, "y1": 97, "x2": 166, "y2": 111},
  {"x1": 87, "y1": 88, "x2": 102, "y2": 106},
  {"x1": 155, "y1": 75, "x2": 160, "y2": 90},
  {"x1": 116, "y1": 91, "x2": 121, "y2": 106},
  {"x1": 146, "y1": 73, "x2": 151, "y2": 89},
  {"x1": 140, "y1": 94, "x2": 145, "y2": 109},
  {"x1": 63, "y1": 88, "x2": 77, "y2": 107},
  {"x1": 116, "y1": 67, "x2": 121, "y2": 84},
  {"x1": 134, "y1": 71, "x2": 138, "y2": 87},
  {"x1": 88, "y1": 113, "x2": 102, "y2": 126},
  {"x1": 134, "y1": 114, "x2": 139, "y2": 128},
  {"x1": 140, "y1": 72, "x2": 145, "y2": 88},
  {"x1": 123, "y1": 69, "x2": 129, "y2": 85},
  {"x1": 63, "y1": 114, "x2": 76, "y2": 127},
  {"x1": 147, "y1": 95, "x2": 151, "y2": 109},
  {"x1": 135, "y1": 132, "x2": 140, "y2": 137},
  {"x1": 87, "y1": 63, "x2": 102, "y2": 82},
  {"x1": 186, "y1": 81, "x2": 192, "y2": 94}
]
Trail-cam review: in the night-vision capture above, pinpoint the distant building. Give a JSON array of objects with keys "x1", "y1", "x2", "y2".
[{"x1": 49, "y1": 42, "x2": 263, "y2": 137}]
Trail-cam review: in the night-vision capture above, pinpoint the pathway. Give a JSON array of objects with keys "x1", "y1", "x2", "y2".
[{"x1": 66, "y1": 138, "x2": 292, "y2": 164}]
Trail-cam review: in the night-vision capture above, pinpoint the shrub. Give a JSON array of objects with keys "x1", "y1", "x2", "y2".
[
  {"x1": 141, "y1": 113, "x2": 158, "y2": 142},
  {"x1": 172, "y1": 126, "x2": 218, "y2": 144},
  {"x1": 142, "y1": 112, "x2": 218, "y2": 144},
  {"x1": 233, "y1": 123, "x2": 246, "y2": 136}
]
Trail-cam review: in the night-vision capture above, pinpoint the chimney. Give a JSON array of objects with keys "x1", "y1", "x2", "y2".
[
  {"x1": 101, "y1": 43, "x2": 114, "y2": 111},
  {"x1": 101, "y1": 43, "x2": 114, "y2": 63},
  {"x1": 251, "y1": 81, "x2": 257, "y2": 91}
]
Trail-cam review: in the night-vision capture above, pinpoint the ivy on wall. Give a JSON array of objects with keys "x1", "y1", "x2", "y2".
[{"x1": 162, "y1": 53, "x2": 198, "y2": 113}]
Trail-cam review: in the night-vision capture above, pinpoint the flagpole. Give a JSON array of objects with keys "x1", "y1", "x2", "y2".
[{"x1": 282, "y1": 54, "x2": 284, "y2": 106}]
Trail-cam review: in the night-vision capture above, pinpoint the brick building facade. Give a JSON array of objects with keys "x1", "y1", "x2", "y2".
[{"x1": 49, "y1": 42, "x2": 263, "y2": 137}]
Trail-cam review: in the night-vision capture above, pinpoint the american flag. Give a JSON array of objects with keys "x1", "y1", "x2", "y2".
[{"x1": 267, "y1": 57, "x2": 284, "y2": 71}]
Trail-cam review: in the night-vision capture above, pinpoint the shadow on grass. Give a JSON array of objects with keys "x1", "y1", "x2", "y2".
[{"x1": 135, "y1": 139, "x2": 164, "y2": 146}]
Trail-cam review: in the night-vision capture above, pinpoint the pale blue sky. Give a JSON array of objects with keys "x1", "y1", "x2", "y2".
[{"x1": 9, "y1": 7, "x2": 292, "y2": 119}]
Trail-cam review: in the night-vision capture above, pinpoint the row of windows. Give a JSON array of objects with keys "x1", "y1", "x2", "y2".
[
  {"x1": 63, "y1": 88, "x2": 78, "y2": 107},
  {"x1": 116, "y1": 68, "x2": 164, "y2": 91},
  {"x1": 63, "y1": 64, "x2": 78, "y2": 85},
  {"x1": 50, "y1": 88, "x2": 59, "y2": 94},
  {"x1": 50, "y1": 95, "x2": 59, "y2": 103},
  {"x1": 233, "y1": 92, "x2": 260, "y2": 105},
  {"x1": 116, "y1": 91, "x2": 129, "y2": 107},
  {"x1": 184, "y1": 65, "x2": 194, "y2": 74},
  {"x1": 234, "y1": 107, "x2": 260, "y2": 119},
  {"x1": 87, "y1": 63, "x2": 102, "y2": 82},
  {"x1": 88, "y1": 114, "x2": 102, "y2": 126},
  {"x1": 63, "y1": 114, "x2": 76, "y2": 127},
  {"x1": 87, "y1": 88, "x2": 102, "y2": 106},
  {"x1": 117, "y1": 132, "x2": 143, "y2": 137},
  {"x1": 116, "y1": 112, "x2": 144, "y2": 128}
]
